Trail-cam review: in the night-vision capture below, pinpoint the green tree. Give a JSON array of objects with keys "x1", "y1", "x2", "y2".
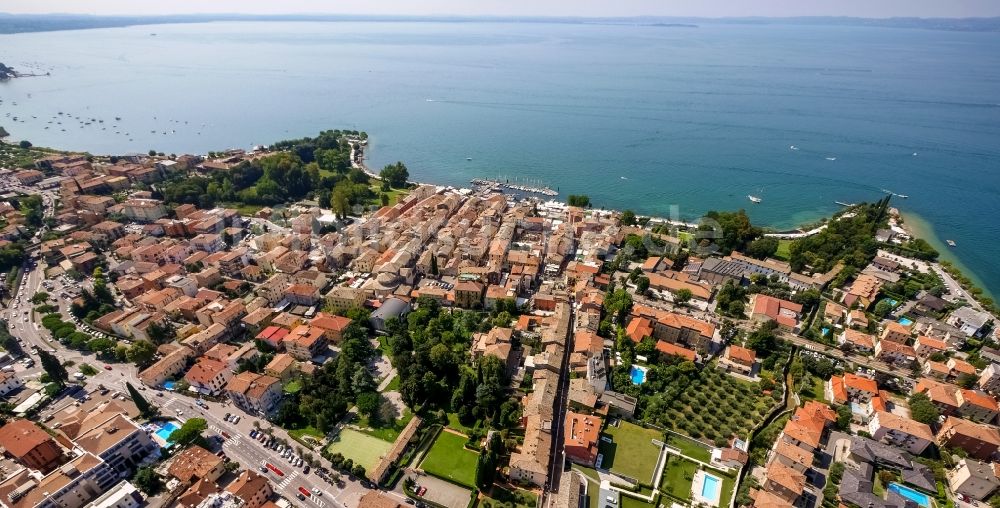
[
  {"x1": 956, "y1": 373, "x2": 978, "y2": 389},
  {"x1": 126, "y1": 382, "x2": 157, "y2": 418},
  {"x1": 908, "y1": 392, "x2": 940, "y2": 425},
  {"x1": 675, "y1": 288, "x2": 693, "y2": 305},
  {"x1": 39, "y1": 350, "x2": 68, "y2": 386},
  {"x1": 745, "y1": 237, "x2": 779, "y2": 260},
  {"x1": 29, "y1": 292, "x2": 49, "y2": 304},
  {"x1": 126, "y1": 340, "x2": 157, "y2": 368},
  {"x1": 379, "y1": 162, "x2": 409, "y2": 188},
  {"x1": 873, "y1": 300, "x2": 893, "y2": 318},
  {"x1": 356, "y1": 391, "x2": 381, "y2": 420},
  {"x1": 621, "y1": 210, "x2": 637, "y2": 226},
  {"x1": 132, "y1": 466, "x2": 163, "y2": 495},
  {"x1": 170, "y1": 418, "x2": 208, "y2": 447},
  {"x1": 835, "y1": 404, "x2": 852, "y2": 430},
  {"x1": 18, "y1": 140, "x2": 32, "y2": 149},
  {"x1": 567, "y1": 195, "x2": 591, "y2": 207}
]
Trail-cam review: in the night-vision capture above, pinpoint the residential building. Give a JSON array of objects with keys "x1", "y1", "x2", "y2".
[
  {"x1": 225, "y1": 372, "x2": 283, "y2": 417},
  {"x1": 748, "y1": 294, "x2": 803, "y2": 332},
  {"x1": 225, "y1": 470, "x2": 273, "y2": 508},
  {"x1": 979, "y1": 363, "x2": 1000, "y2": 395},
  {"x1": 838, "y1": 329, "x2": 875, "y2": 353},
  {"x1": 0, "y1": 419, "x2": 65, "y2": 472},
  {"x1": 720, "y1": 345, "x2": 756, "y2": 375},
  {"x1": 283, "y1": 325, "x2": 327, "y2": 361},
  {"x1": 168, "y1": 445, "x2": 225, "y2": 484},
  {"x1": 72, "y1": 412, "x2": 157, "y2": 478},
  {"x1": 138, "y1": 346, "x2": 193, "y2": 388},
  {"x1": 0, "y1": 452, "x2": 119, "y2": 508},
  {"x1": 881, "y1": 322, "x2": 913, "y2": 344},
  {"x1": 937, "y1": 416, "x2": 1000, "y2": 460},
  {"x1": 308, "y1": 313, "x2": 352, "y2": 343},
  {"x1": 868, "y1": 411, "x2": 933, "y2": 455},
  {"x1": 184, "y1": 357, "x2": 234, "y2": 396},
  {"x1": 947, "y1": 459, "x2": 1000, "y2": 501},
  {"x1": 0, "y1": 370, "x2": 25, "y2": 396},
  {"x1": 874, "y1": 340, "x2": 917, "y2": 367},
  {"x1": 956, "y1": 389, "x2": 999, "y2": 424},
  {"x1": 563, "y1": 412, "x2": 600, "y2": 466},
  {"x1": 948, "y1": 307, "x2": 994, "y2": 338}
]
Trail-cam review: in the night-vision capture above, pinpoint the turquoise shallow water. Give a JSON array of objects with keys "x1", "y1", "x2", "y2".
[{"x1": 0, "y1": 21, "x2": 998, "y2": 291}]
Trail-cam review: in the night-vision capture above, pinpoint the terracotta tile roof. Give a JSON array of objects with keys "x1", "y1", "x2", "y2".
[
  {"x1": 0, "y1": 420, "x2": 58, "y2": 459},
  {"x1": 766, "y1": 461, "x2": 807, "y2": 496},
  {"x1": 309, "y1": 313, "x2": 352, "y2": 333},
  {"x1": 751, "y1": 294, "x2": 802, "y2": 328},
  {"x1": 655, "y1": 341, "x2": 696, "y2": 362},
  {"x1": 843, "y1": 373, "x2": 878, "y2": 394},
  {"x1": 939, "y1": 416, "x2": 1000, "y2": 447},
  {"x1": 959, "y1": 389, "x2": 998, "y2": 411},
  {"x1": 185, "y1": 358, "x2": 229, "y2": 385},
  {"x1": 168, "y1": 445, "x2": 222, "y2": 482},
  {"x1": 625, "y1": 316, "x2": 654, "y2": 342},
  {"x1": 727, "y1": 345, "x2": 756, "y2": 365},
  {"x1": 874, "y1": 411, "x2": 933, "y2": 441}
]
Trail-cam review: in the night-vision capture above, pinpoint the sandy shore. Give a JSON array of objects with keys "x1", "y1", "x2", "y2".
[{"x1": 898, "y1": 210, "x2": 995, "y2": 302}]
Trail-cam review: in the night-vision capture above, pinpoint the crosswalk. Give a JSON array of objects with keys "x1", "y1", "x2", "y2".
[{"x1": 276, "y1": 471, "x2": 299, "y2": 489}]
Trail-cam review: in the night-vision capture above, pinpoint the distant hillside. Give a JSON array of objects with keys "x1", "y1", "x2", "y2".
[{"x1": 0, "y1": 13, "x2": 998, "y2": 34}]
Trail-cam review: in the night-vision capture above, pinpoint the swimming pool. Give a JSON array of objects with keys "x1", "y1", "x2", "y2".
[
  {"x1": 154, "y1": 422, "x2": 180, "y2": 442},
  {"x1": 821, "y1": 327, "x2": 830, "y2": 336},
  {"x1": 898, "y1": 317, "x2": 914, "y2": 326},
  {"x1": 163, "y1": 381, "x2": 176, "y2": 391},
  {"x1": 701, "y1": 474, "x2": 721, "y2": 500},
  {"x1": 630, "y1": 365, "x2": 648, "y2": 385},
  {"x1": 888, "y1": 483, "x2": 932, "y2": 508}
]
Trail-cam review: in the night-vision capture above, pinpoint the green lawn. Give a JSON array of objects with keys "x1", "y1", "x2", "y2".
[
  {"x1": 420, "y1": 431, "x2": 479, "y2": 488},
  {"x1": 383, "y1": 374, "x2": 401, "y2": 392},
  {"x1": 719, "y1": 473, "x2": 736, "y2": 508},
  {"x1": 600, "y1": 421, "x2": 663, "y2": 483},
  {"x1": 660, "y1": 456, "x2": 698, "y2": 501},
  {"x1": 288, "y1": 425, "x2": 324, "y2": 446},
  {"x1": 220, "y1": 202, "x2": 265, "y2": 217},
  {"x1": 666, "y1": 433, "x2": 712, "y2": 463},
  {"x1": 283, "y1": 380, "x2": 303, "y2": 394},
  {"x1": 481, "y1": 486, "x2": 537, "y2": 508},
  {"x1": 775, "y1": 239, "x2": 792, "y2": 260},
  {"x1": 446, "y1": 412, "x2": 475, "y2": 435},
  {"x1": 359, "y1": 410, "x2": 414, "y2": 442},
  {"x1": 326, "y1": 428, "x2": 393, "y2": 470}
]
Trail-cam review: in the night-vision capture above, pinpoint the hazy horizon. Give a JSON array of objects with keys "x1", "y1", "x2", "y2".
[{"x1": 3, "y1": 0, "x2": 1000, "y2": 19}]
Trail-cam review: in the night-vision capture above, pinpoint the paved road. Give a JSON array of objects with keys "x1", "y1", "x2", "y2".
[{"x1": 780, "y1": 332, "x2": 915, "y2": 386}]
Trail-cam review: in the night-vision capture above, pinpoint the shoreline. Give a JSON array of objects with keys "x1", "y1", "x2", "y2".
[
  {"x1": 898, "y1": 210, "x2": 995, "y2": 302},
  {"x1": 8, "y1": 136, "x2": 997, "y2": 303}
]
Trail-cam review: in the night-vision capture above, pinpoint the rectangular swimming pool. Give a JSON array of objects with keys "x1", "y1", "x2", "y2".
[
  {"x1": 155, "y1": 422, "x2": 180, "y2": 442},
  {"x1": 898, "y1": 317, "x2": 914, "y2": 326},
  {"x1": 888, "y1": 483, "x2": 931, "y2": 508},
  {"x1": 701, "y1": 474, "x2": 721, "y2": 500}
]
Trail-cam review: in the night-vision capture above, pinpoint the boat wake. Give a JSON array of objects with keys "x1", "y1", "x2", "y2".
[
  {"x1": 825, "y1": 157, "x2": 837, "y2": 161},
  {"x1": 789, "y1": 145, "x2": 799, "y2": 151}
]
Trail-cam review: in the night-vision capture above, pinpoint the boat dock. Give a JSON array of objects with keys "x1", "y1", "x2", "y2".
[{"x1": 471, "y1": 178, "x2": 558, "y2": 196}]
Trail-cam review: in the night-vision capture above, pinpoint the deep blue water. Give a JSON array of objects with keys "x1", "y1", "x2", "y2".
[{"x1": 1, "y1": 21, "x2": 998, "y2": 291}]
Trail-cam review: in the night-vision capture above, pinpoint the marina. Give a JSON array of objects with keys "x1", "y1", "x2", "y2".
[{"x1": 471, "y1": 178, "x2": 559, "y2": 196}]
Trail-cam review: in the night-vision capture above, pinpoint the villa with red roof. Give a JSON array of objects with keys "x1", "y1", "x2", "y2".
[{"x1": 748, "y1": 294, "x2": 803, "y2": 332}]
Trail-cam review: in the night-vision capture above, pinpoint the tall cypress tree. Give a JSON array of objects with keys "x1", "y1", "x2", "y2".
[
  {"x1": 39, "y1": 350, "x2": 68, "y2": 386},
  {"x1": 126, "y1": 382, "x2": 156, "y2": 418}
]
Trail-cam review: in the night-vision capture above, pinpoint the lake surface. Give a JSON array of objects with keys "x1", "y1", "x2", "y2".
[{"x1": 1, "y1": 21, "x2": 999, "y2": 291}]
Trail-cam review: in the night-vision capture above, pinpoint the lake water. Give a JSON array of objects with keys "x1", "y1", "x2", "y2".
[{"x1": 1, "y1": 21, "x2": 998, "y2": 291}]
